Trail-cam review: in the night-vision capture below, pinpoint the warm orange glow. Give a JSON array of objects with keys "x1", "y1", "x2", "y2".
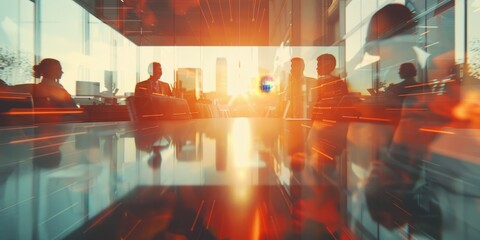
[
  {"x1": 10, "y1": 132, "x2": 87, "y2": 144},
  {"x1": 251, "y1": 207, "x2": 261, "y2": 240}
]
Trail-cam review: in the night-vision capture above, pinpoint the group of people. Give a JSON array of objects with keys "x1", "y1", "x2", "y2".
[
  {"x1": 286, "y1": 53, "x2": 421, "y2": 119},
  {"x1": 1, "y1": 59, "x2": 173, "y2": 107}
]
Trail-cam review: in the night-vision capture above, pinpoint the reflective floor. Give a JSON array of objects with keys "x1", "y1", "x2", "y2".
[{"x1": 0, "y1": 118, "x2": 479, "y2": 239}]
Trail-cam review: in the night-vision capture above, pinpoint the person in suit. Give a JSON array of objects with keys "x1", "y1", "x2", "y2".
[
  {"x1": 286, "y1": 57, "x2": 317, "y2": 118},
  {"x1": 315, "y1": 53, "x2": 348, "y2": 100},
  {"x1": 135, "y1": 62, "x2": 172, "y2": 97}
]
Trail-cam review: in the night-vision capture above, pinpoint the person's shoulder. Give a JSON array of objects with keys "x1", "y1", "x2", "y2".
[{"x1": 136, "y1": 79, "x2": 150, "y2": 87}]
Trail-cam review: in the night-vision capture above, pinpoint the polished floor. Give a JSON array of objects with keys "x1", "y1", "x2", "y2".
[{"x1": 0, "y1": 118, "x2": 479, "y2": 239}]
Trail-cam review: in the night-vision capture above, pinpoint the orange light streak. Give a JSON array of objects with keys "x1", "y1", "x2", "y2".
[
  {"x1": 6, "y1": 110, "x2": 84, "y2": 115},
  {"x1": 10, "y1": 132, "x2": 87, "y2": 144},
  {"x1": 392, "y1": 202, "x2": 412, "y2": 216},
  {"x1": 358, "y1": 116, "x2": 391, "y2": 122},
  {"x1": 398, "y1": 91, "x2": 444, "y2": 97},
  {"x1": 206, "y1": 200, "x2": 216, "y2": 229},
  {"x1": 404, "y1": 79, "x2": 455, "y2": 88},
  {"x1": 141, "y1": 114, "x2": 165, "y2": 117},
  {"x1": 0, "y1": 96, "x2": 29, "y2": 100},
  {"x1": 301, "y1": 124, "x2": 311, "y2": 129},
  {"x1": 0, "y1": 126, "x2": 37, "y2": 131},
  {"x1": 311, "y1": 147, "x2": 334, "y2": 160},
  {"x1": 419, "y1": 128, "x2": 454, "y2": 134},
  {"x1": 342, "y1": 115, "x2": 358, "y2": 119},
  {"x1": 386, "y1": 108, "x2": 428, "y2": 111},
  {"x1": 191, "y1": 200, "x2": 205, "y2": 231},
  {"x1": 82, "y1": 123, "x2": 117, "y2": 128},
  {"x1": 322, "y1": 119, "x2": 337, "y2": 124},
  {"x1": 31, "y1": 140, "x2": 76, "y2": 150},
  {"x1": 123, "y1": 219, "x2": 142, "y2": 240}
]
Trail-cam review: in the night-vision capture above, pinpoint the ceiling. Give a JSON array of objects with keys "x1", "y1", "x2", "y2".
[{"x1": 74, "y1": 0, "x2": 270, "y2": 46}]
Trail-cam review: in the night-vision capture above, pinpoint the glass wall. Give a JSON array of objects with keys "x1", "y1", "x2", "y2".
[{"x1": 0, "y1": 0, "x2": 34, "y2": 85}]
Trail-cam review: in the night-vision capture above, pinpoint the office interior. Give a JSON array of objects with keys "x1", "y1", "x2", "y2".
[{"x1": 1, "y1": 0, "x2": 480, "y2": 239}]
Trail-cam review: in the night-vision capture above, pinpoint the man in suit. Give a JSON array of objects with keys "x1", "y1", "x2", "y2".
[{"x1": 135, "y1": 62, "x2": 172, "y2": 97}]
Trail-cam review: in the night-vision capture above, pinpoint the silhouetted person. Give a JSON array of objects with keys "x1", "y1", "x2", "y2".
[
  {"x1": 315, "y1": 54, "x2": 348, "y2": 100},
  {"x1": 311, "y1": 54, "x2": 349, "y2": 121},
  {"x1": 32, "y1": 58, "x2": 77, "y2": 108},
  {"x1": 286, "y1": 57, "x2": 316, "y2": 118},
  {"x1": 135, "y1": 62, "x2": 172, "y2": 97},
  {"x1": 387, "y1": 63, "x2": 417, "y2": 95}
]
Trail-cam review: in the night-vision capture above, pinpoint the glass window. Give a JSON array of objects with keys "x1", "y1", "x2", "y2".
[
  {"x1": 467, "y1": 0, "x2": 480, "y2": 81},
  {"x1": 0, "y1": 0, "x2": 34, "y2": 85},
  {"x1": 40, "y1": 0, "x2": 83, "y2": 94}
]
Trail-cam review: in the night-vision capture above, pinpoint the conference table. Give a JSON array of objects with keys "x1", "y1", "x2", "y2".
[{"x1": 0, "y1": 118, "x2": 479, "y2": 239}]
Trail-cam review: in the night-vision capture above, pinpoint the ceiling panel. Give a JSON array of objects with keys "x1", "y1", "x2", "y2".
[{"x1": 74, "y1": 0, "x2": 270, "y2": 46}]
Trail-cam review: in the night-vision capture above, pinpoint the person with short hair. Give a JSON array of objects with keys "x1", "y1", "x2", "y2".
[
  {"x1": 135, "y1": 62, "x2": 172, "y2": 97},
  {"x1": 385, "y1": 62, "x2": 418, "y2": 99},
  {"x1": 315, "y1": 53, "x2": 348, "y2": 100}
]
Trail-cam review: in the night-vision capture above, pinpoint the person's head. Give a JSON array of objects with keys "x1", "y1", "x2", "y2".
[
  {"x1": 366, "y1": 4, "x2": 417, "y2": 43},
  {"x1": 290, "y1": 57, "x2": 305, "y2": 76},
  {"x1": 399, "y1": 62, "x2": 417, "y2": 79},
  {"x1": 148, "y1": 62, "x2": 162, "y2": 80},
  {"x1": 33, "y1": 58, "x2": 63, "y2": 81},
  {"x1": 316, "y1": 54, "x2": 336, "y2": 76}
]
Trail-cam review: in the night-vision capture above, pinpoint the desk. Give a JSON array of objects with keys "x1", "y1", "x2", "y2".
[
  {"x1": 0, "y1": 119, "x2": 478, "y2": 239},
  {"x1": 81, "y1": 104, "x2": 130, "y2": 122}
]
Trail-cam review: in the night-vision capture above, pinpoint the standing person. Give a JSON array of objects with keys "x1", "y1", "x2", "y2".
[
  {"x1": 135, "y1": 62, "x2": 172, "y2": 97},
  {"x1": 312, "y1": 54, "x2": 349, "y2": 120},
  {"x1": 315, "y1": 54, "x2": 348, "y2": 100},
  {"x1": 287, "y1": 57, "x2": 316, "y2": 118}
]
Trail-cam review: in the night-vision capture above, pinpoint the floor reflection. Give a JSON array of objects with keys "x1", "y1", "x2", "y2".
[{"x1": 0, "y1": 118, "x2": 479, "y2": 239}]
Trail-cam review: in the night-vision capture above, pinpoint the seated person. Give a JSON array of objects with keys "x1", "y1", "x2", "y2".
[
  {"x1": 133, "y1": 62, "x2": 175, "y2": 120},
  {"x1": 135, "y1": 62, "x2": 173, "y2": 97},
  {"x1": 385, "y1": 62, "x2": 418, "y2": 99},
  {"x1": 32, "y1": 58, "x2": 77, "y2": 108}
]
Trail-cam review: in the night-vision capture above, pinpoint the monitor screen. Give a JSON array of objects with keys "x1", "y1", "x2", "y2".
[{"x1": 76, "y1": 81, "x2": 100, "y2": 96}]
